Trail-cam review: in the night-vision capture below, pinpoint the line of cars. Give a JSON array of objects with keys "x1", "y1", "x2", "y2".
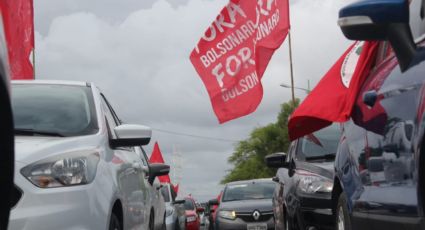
[{"x1": 264, "y1": 0, "x2": 425, "y2": 230}]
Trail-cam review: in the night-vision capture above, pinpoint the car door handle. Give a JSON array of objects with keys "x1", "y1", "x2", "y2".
[{"x1": 363, "y1": 90, "x2": 378, "y2": 107}]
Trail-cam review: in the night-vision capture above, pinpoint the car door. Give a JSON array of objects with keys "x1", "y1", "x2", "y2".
[
  {"x1": 282, "y1": 141, "x2": 298, "y2": 218},
  {"x1": 100, "y1": 95, "x2": 145, "y2": 229},
  {"x1": 134, "y1": 146, "x2": 153, "y2": 228},
  {"x1": 350, "y1": 42, "x2": 423, "y2": 228}
]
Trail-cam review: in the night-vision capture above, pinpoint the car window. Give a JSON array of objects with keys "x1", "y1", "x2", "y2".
[
  {"x1": 184, "y1": 199, "x2": 195, "y2": 210},
  {"x1": 100, "y1": 96, "x2": 118, "y2": 139},
  {"x1": 296, "y1": 123, "x2": 341, "y2": 161},
  {"x1": 222, "y1": 181, "x2": 276, "y2": 202},
  {"x1": 12, "y1": 84, "x2": 98, "y2": 137},
  {"x1": 160, "y1": 186, "x2": 171, "y2": 202}
]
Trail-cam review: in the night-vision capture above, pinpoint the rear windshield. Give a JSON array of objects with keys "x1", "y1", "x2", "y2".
[
  {"x1": 12, "y1": 84, "x2": 98, "y2": 137},
  {"x1": 296, "y1": 123, "x2": 341, "y2": 161},
  {"x1": 184, "y1": 199, "x2": 195, "y2": 210}
]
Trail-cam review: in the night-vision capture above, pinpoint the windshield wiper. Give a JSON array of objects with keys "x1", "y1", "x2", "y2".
[
  {"x1": 305, "y1": 153, "x2": 335, "y2": 161},
  {"x1": 14, "y1": 128, "x2": 65, "y2": 137}
]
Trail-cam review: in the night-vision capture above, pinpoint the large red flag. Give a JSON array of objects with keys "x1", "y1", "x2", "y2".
[
  {"x1": 190, "y1": 0, "x2": 290, "y2": 123},
  {"x1": 288, "y1": 41, "x2": 379, "y2": 141},
  {"x1": 0, "y1": 0, "x2": 34, "y2": 80},
  {"x1": 149, "y1": 142, "x2": 171, "y2": 183}
]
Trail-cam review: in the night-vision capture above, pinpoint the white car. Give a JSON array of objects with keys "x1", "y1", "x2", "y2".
[
  {"x1": 9, "y1": 80, "x2": 169, "y2": 230},
  {"x1": 160, "y1": 183, "x2": 186, "y2": 230}
]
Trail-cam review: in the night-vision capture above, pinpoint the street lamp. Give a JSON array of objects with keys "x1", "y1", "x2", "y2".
[{"x1": 280, "y1": 83, "x2": 310, "y2": 94}]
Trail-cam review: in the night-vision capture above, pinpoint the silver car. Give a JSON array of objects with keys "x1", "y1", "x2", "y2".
[
  {"x1": 161, "y1": 183, "x2": 186, "y2": 230},
  {"x1": 9, "y1": 80, "x2": 170, "y2": 230}
]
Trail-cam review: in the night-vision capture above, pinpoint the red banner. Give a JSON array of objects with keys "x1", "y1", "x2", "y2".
[
  {"x1": 149, "y1": 142, "x2": 171, "y2": 183},
  {"x1": 0, "y1": 0, "x2": 34, "y2": 80},
  {"x1": 190, "y1": 0, "x2": 289, "y2": 123},
  {"x1": 288, "y1": 41, "x2": 379, "y2": 141}
]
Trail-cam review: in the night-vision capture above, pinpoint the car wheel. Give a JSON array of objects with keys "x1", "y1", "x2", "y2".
[
  {"x1": 109, "y1": 212, "x2": 122, "y2": 230},
  {"x1": 336, "y1": 193, "x2": 352, "y2": 230},
  {"x1": 149, "y1": 211, "x2": 155, "y2": 230}
]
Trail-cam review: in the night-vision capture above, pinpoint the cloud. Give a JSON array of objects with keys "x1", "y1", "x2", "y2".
[{"x1": 35, "y1": 0, "x2": 354, "y2": 200}]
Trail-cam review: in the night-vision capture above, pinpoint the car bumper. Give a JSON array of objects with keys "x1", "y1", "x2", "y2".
[
  {"x1": 186, "y1": 220, "x2": 200, "y2": 230},
  {"x1": 296, "y1": 195, "x2": 334, "y2": 230},
  {"x1": 9, "y1": 162, "x2": 110, "y2": 230},
  {"x1": 216, "y1": 216, "x2": 275, "y2": 230}
]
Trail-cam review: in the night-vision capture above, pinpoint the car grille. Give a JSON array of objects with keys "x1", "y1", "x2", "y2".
[
  {"x1": 11, "y1": 185, "x2": 22, "y2": 208},
  {"x1": 236, "y1": 211, "x2": 273, "y2": 222}
]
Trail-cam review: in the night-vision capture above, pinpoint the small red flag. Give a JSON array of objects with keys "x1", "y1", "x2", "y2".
[
  {"x1": 149, "y1": 142, "x2": 171, "y2": 183},
  {"x1": 0, "y1": 0, "x2": 34, "y2": 79},
  {"x1": 288, "y1": 41, "x2": 379, "y2": 141},
  {"x1": 190, "y1": 0, "x2": 289, "y2": 123}
]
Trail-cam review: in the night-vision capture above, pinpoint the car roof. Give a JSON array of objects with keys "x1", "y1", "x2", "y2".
[
  {"x1": 225, "y1": 178, "x2": 273, "y2": 186},
  {"x1": 11, "y1": 80, "x2": 91, "y2": 87}
]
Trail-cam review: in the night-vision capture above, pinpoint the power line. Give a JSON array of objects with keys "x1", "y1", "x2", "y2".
[{"x1": 151, "y1": 127, "x2": 241, "y2": 143}]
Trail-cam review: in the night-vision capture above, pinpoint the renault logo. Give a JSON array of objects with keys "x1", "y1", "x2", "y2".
[{"x1": 252, "y1": 210, "x2": 261, "y2": 221}]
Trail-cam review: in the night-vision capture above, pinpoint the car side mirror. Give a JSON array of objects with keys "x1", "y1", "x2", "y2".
[
  {"x1": 337, "y1": 0, "x2": 416, "y2": 72},
  {"x1": 110, "y1": 124, "x2": 152, "y2": 148},
  {"x1": 148, "y1": 163, "x2": 170, "y2": 185},
  {"x1": 208, "y1": 198, "x2": 219, "y2": 206},
  {"x1": 172, "y1": 199, "x2": 185, "y2": 205},
  {"x1": 265, "y1": 152, "x2": 289, "y2": 168}
]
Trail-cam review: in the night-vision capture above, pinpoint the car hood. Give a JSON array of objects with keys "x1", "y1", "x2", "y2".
[
  {"x1": 219, "y1": 199, "x2": 273, "y2": 213},
  {"x1": 297, "y1": 161, "x2": 334, "y2": 179},
  {"x1": 15, "y1": 135, "x2": 102, "y2": 164}
]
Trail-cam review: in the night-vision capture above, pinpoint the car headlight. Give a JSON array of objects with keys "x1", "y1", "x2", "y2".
[
  {"x1": 166, "y1": 207, "x2": 174, "y2": 217},
  {"x1": 218, "y1": 210, "x2": 236, "y2": 220},
  {"x1": 21, "y1": 150, "x2": 100, "y2": 188},
  {"x1": 186, "y1": 215, "x2": 197, "y2": 222},
  {"x1": 297, "y1": 171, "x2": 333, "y2": 194}
]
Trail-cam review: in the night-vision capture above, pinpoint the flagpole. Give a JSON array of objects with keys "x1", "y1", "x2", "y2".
[{"x1": 288, "y1": 30, "x2": 295, "y2": 107}]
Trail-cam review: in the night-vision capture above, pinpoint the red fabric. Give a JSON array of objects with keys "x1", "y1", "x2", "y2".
[
  {"x1": 288, "y1": 41, "x2": 379, "y2": 141},
  {"x1": 190, "y1": 0, "x2": 289, "y2": 123},
  {"x1": 0, "y1": 0, "x2": 34, "y2": 79},
  {"x1": 173, "y1": 184, "x2": 179, "y2": 195},
  {"x1": 149, "y1": 142, "x2": 171, "y2": 183}
]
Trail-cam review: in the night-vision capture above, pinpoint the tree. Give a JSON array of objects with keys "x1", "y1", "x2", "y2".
[{"x1": 222, "y1": 99, "x2": 299, "y2": 184}]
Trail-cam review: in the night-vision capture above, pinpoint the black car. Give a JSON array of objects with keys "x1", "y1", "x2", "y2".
[
  {"x1": 332, "y1": 0, "x2": 425, "y2": 229},
  {"x1": 266, "y1": 124, "x2": 341, "y2": 230},
  {"x1": 210, "y1": 179, "x2": 276, "y2": 230}
]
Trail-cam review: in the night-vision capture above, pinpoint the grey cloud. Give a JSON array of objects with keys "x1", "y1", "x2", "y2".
[{"x1": 35, "y1": 0, "x2": 354, "y2": 200}]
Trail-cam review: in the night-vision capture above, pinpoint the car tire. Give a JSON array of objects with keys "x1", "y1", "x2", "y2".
[
  {"x1": 336, "y1": 193, "x2": 352, "y2": 230},
  {"x1": 109, "y1": 212, "x2": 122, "y2": 230},
  {"x1": 149, "y1": 211, "x2": 155, "y2": 230}
]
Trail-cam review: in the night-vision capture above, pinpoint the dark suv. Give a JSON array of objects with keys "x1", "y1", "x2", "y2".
[
  {"x1": 266, "y1": 124, "x2": 341, "y2": 230},
  {"x1": 333, "y1": 0, "x2": 425, "y2": 229}
]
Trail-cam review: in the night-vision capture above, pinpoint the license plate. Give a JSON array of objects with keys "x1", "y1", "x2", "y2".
[{"x1": 247, "y1": 223, "x2": 267, "y2": 230}]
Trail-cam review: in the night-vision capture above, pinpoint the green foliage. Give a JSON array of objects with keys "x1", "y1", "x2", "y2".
[{"x1": 221, "y1": 99, "x2": 299, "y2": 184}]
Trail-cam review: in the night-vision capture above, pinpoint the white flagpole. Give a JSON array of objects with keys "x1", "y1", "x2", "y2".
[{"x1": 288, "y1": 30, "x2": 295, "y2": 106}]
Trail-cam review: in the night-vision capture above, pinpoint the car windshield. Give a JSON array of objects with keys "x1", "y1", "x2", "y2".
[
  {"x1": 184, "y1": 199, "x2": 195, "y2": 210},
  {"x1": 160, "y1": 185, "x2": 170, "y2": 202},
  {"x1": 296, "y1": 123, "x2": 341, "y2": 161},
  {"x1": 12, "y1": 84, "x2": 98, "y2": 137},
  {"x1": 222, "y1": 181, "x2": 275, "y2": 202}
]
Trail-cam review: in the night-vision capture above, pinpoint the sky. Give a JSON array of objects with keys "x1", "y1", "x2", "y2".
[{"x1": 34, "y1": 0, "x2": 354, "y2": 202}]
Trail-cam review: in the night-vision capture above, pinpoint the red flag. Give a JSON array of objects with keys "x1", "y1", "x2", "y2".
[
  {"x1": 172, "y1": 184, "x2": 179, "y2": 195},
  {"x1": 0, "y1": 0, "x2": 34, "y2": 80},
  {"x1": 190, "y1": 0, "x2": 289, "y2": 123},
  {"x1": 149, "y1": 142, "x2": 171, "y2": 183},
  {"x1": 288, "y1": 41, "x2": 379, "y2": 141}
]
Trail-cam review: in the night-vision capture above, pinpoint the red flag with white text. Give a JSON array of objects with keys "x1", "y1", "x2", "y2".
[
  {"x1": 190, "y1": 0, "x2": 289, "y2": 123},
  {"x1": 149, "y1": 142, "x2": 171, "y2": 183},
  {"x1": 0, "y1": 0, "x2": 34, "y2": 79},
  {"x1": 288, "y1": 41, "x2": 379, "y2": 141}
]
